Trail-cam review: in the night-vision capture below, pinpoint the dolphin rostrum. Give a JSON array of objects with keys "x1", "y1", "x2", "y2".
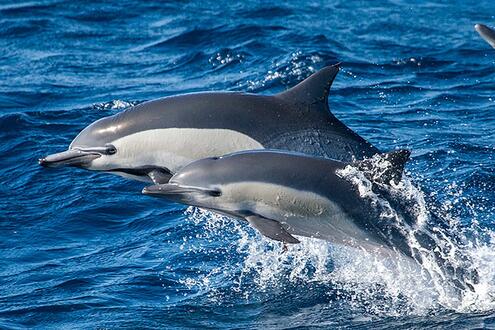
[
  {"x1": 39, "y1": 64, "x2": 379, "y2": 184},
  {"x1": 475, "y1": 23, "x2": 495, "y2": 48}
]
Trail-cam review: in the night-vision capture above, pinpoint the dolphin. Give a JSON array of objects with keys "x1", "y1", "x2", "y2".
[
  {"x1": 39, "y1": 64, "x2": 379, "y2": 184},
  {"x1": 475, "y1": 23, "x2": 495, "y2": 48},
  {"x1": 142, "y1": 149, "x2": 413, "y2": 256},
  {"x1": 142, "y1": 149, "x2": 479, "y2": 291}
]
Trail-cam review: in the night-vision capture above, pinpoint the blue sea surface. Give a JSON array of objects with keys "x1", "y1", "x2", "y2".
[{"x1": 1, "y1": 0, "x2": 495, "y2": 328}]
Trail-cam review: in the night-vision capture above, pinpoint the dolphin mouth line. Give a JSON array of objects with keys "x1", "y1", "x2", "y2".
[{"x1": 39, "y1": 149, "x2": 101, "y2": 168}]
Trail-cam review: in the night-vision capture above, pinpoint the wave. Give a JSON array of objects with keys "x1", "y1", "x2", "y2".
[
  {"x1": 138, "y1": 24, "x2": 287, "y2": 52},
  {"x1": 237, "y1": 51, "x2": 337, "y2": 92}
]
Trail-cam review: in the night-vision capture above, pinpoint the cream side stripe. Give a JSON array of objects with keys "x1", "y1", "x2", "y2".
[{"x1": 91, "y1": 128, "x2": 264, "y2": 172}]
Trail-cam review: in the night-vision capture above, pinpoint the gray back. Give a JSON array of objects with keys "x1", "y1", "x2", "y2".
[{"x1": 71, "y1": 66, "x2": 379, "y2": 162}]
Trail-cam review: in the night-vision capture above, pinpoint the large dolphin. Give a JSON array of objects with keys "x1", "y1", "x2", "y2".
[
  {"x1": 142, "y1": 149, "x2": 413, "y2": 255},
  {"x1": 475, "y1": 23, "x2": 495, "y2": 48},
  {"x1": 39, "y1": 64, "x2": 379, "y2": 183},
  {"x1": 142, "y1": 150, "x2": 478, "y2": 291}
]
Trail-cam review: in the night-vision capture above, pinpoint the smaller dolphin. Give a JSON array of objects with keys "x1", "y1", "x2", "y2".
[
  {"x1": 475, "y1": 23, "x2": 495, "y2": 48},
  {"x1": 143, "y1": 150, "x2": 479, "y2": 291},
  {"x1": 143, "y1": 149, "x2": 478, "y2": 291},
  {"x1": 142, "y1": 149, "x2": 412, "y2": 257}
]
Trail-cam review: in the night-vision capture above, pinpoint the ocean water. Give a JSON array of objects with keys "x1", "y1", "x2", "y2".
[{"x1": 1, "y1": 0, "x2": 495, "y2": 328}]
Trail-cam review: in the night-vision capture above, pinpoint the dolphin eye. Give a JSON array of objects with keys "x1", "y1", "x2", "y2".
[
  {"x1": 105, "y1": 144, "x2": 117, "y2": 155},
  {"x1": 209, "y1": 189, "x2": 222, "y2": 197}
]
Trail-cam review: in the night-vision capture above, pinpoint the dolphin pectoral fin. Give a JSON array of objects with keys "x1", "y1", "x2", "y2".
[
  {"x1": 148, "y1": 169, "x2": 173, "y2": 184},
  {"x1": 355, "y1": 149, "x2": 411, "y2": 185},
  {"x1": 246, "y1": 215, "x2": 300, "y2": 244},
  {"x1": 276, "y1": 63, "x2": 339, "y2": 113},
  {"x1": 111, "y1": 166, "x2": 173, "y2": 183}
]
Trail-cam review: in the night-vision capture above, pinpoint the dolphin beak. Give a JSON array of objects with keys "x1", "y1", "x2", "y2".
[
  {"x1": 142, "y1": 183, "x2": 194, "y2": 196},
  {"x1": 142, "y1": 183, "x2": 221, "y2": 198},
  {"x1": 39, "y1": 149, "x2": 101, "y2": 168}
]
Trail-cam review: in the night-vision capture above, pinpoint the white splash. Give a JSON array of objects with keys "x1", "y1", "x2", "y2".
[
  {"x1": 176, "y1": 164, "x2": 495, "y2": 317},
  {"x1": 336, "y1": 163, "x2": 495, "y2": 312},
  {"x1": 92, "y1": 100, "x2": 139, "y2": 111},
  {"x1": 243, "y1": 51, "x2": 323, "y2": 91}
]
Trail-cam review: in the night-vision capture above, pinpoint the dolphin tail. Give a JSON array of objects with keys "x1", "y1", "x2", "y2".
[
  {"x1": 475, "y1": 24, "x2": 495, "y2": 48},
  {"x1": 355, "y1": 149, "x2": 411, "y2": 185}
]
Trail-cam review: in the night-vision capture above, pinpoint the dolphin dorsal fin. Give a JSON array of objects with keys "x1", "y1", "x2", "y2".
[
  {"x1": 355, "y1": 149, "x2": 411, "y2": 185},
  {"x1": 475, "y1": 24, "x2": 495, "y2": 48},
  {"x1": 276, "y1": 64, "x2": 340, "y2": 112}
]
